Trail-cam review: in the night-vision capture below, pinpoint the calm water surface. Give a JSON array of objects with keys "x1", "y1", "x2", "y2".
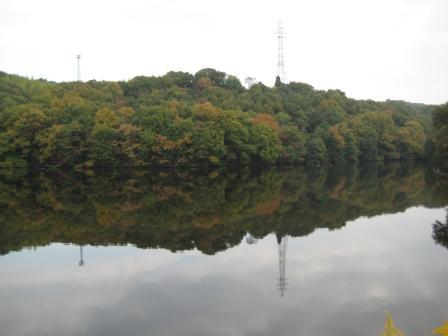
[{"x1": 0, "y1": 163, "x2": 447, "y2": 335}]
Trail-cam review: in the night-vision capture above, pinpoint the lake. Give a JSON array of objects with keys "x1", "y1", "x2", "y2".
[{"x1": 1, "y1": 162, "x2": 447, "y2": 335}]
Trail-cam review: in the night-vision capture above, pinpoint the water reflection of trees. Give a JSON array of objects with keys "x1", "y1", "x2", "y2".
[
  {"x1": 0, "y1": 162, "x2": 447, "y2": 255},
  {"x1": 433, "y1": 209, "x2": 448, "y2": 250}
]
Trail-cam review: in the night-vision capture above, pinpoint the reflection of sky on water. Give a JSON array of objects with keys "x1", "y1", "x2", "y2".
[{"x1": 0, "y1": 207, "x2": 447, "y2": 336}]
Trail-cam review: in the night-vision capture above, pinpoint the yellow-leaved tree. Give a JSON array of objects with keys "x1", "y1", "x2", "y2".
[
  {"x1": 434, "y1": 321, "x2": 448, "y2": 336},
  {"x1": 381, "y1": 313, "x2": 405, "y2": 336}
]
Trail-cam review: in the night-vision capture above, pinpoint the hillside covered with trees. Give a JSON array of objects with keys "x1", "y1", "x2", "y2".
[
  {"x1": 433, "y1": 102, "x2": 448, "y2": 160},
  {"x1": 0, "y1": 68, "x2": 441, "y2": 172}
]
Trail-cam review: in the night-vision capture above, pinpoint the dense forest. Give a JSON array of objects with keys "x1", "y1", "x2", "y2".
[
  {"x1": 0, "y1": 68, "x2": 445, "y2": 171},
  {"x1": 1, "y1": 162, "x2": 447, "y2": 255},
  {"x1": 433, "y1": 102, "x2": 448, "y2": 160}
]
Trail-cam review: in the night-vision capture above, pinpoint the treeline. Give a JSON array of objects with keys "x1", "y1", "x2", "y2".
[
  {"x1": 0, "y1": 69, "x2": 440, "y2": 170},
  {"x1": 1, "y1": 162, "x2": 447, "y2": 255},
  {"x1": 433, "y1": 102, "x2": 448, "y2": 160}
]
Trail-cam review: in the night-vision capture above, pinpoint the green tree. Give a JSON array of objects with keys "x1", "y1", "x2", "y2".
[
  {"x1": 305, "y1": 136, "x2": 327, "y2": 163},
  {"x1": 433, "y1": 103, "x2": 448, "y2": 158},
  {"x1": 397, "y1": 120, "x2": 426, "y2": 159},
  {"x1": 279, "y1": 125, "x2": 306, "y2": 163}
]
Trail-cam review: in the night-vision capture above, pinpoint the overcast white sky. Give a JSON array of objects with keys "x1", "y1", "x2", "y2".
[{"x1": 0, "y1": 0, "x2": 447, "y2": 104}]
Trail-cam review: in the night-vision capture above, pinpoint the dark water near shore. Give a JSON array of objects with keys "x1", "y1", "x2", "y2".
[{"x1": 1, "y1": 162, "x2": 448, "y2": 335}]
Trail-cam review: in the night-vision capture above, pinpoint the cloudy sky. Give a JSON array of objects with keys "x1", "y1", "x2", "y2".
[{"x1": 0, "y1": 0, "x2": 447, "y2": 104}]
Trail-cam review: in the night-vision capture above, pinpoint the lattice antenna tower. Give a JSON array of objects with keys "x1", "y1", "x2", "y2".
[
  {"x1": 276, "y1": 21, "x2": 286, "y2": 83},
  {"x1": 76, "y1": 54, "x2": 81, "y2": 82},
  {"x1": 245, "y1": 77, "x2": 256, "y2": 89}
]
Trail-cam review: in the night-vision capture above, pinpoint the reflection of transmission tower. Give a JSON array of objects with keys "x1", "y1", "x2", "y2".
[
  {"x1": 79, "y1": 245, "x2": 85, "y2": 266},
  {"x1": 246, "y1": 232, "x2": 259, "y2": 245},
  {"x1": 276, "y1": 21, "x2": 286, "y2": 83},
  {"x1": 276, "y1": 235, "x2": 288, "y2": 297}
]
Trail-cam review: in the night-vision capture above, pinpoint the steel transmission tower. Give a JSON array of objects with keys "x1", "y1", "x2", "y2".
[
  {"x1": 277, "y1": 235, "x2": 288, "y2": 297},
  {"x1": 76, "y1": 54, "x2": 81, "y2": 82},
  {"x1": 276, "y1": 21, "x2": 286, "y2": 83}
]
